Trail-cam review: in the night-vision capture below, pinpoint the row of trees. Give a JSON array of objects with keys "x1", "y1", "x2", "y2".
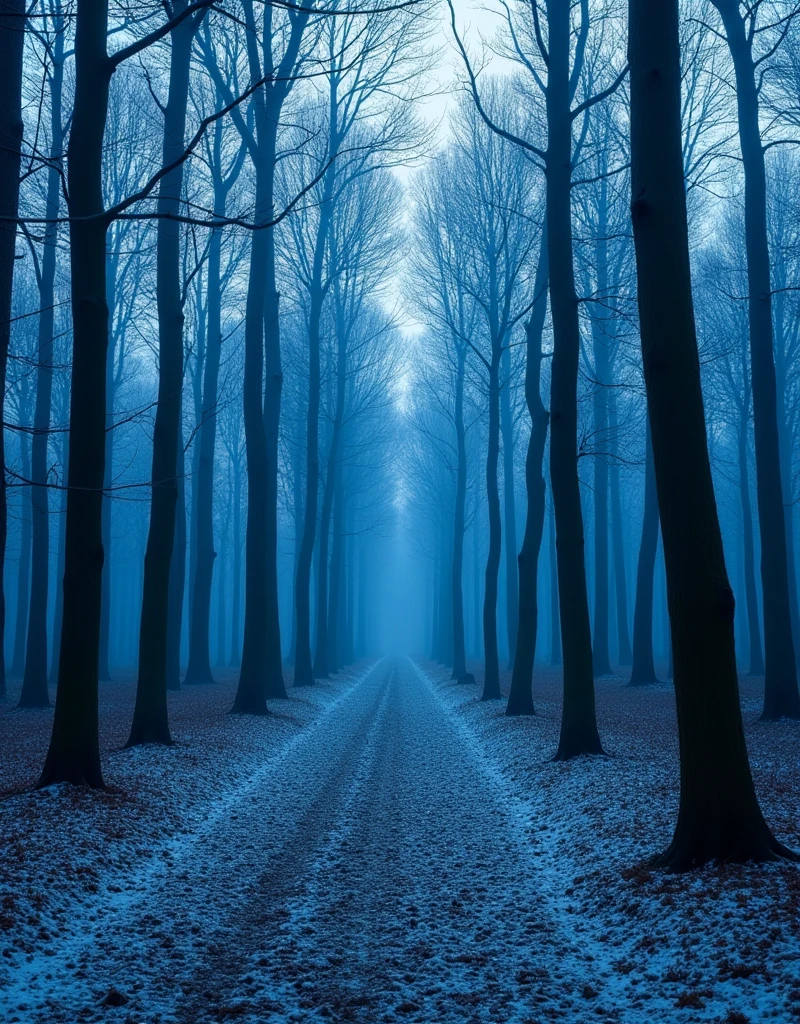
[
  {"x1": 0, "y1": 0, "x2": 425, "y2": 783},
  {"x1": 407, "y1": 0, "x2": 800, "y2": 868}
]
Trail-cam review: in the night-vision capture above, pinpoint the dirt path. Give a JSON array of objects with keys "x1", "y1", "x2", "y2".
[{"x1": 3, "y1": 658, "x2": 596, "y2": 1024}]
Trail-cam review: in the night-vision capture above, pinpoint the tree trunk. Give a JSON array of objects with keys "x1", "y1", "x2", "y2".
[
  {"x1": 129, "y1": 6, "x2": 199, "y2": 745},
  {"x1": 185, "y1": 161, "x2": 227, "y2": 685},
  {"x1": 548, "y1": 496, "x2": 561, "y2": 667},
  {"x1": 313, "y1": 298, "x2": 347, "y2": 679},
  {"x1": 591, "y1": 180, "x2": 612, "y2": 677},
  {"x1": 166, "y1": 430, "x2": 186, "y2": 692},
  {"x1": 452, "y1": 345, "x2": 471, "y2": 682},
  {"x1": 628, "y1": 0, "x2": 791, "y2": 867},
  {"x1": 295, "y1": 164, "x2": 335, "y2": 687},
  {"x1": 738, "y1": 392, "x2": 764, "y2": 675},
  {"x1": 482, "y1": 354, "x2": 502, "y2": 699},
  {"x1": 234, "y1": 152, "x2": 273, "y2": 713},
  {"x1": 99, "y1": 261, "x2": 115, "y2": 683},
  {"x1": 545, "y1": 0, "x2": 601, "y2": 757},
  {"x1": 500, "y1": 345, "x2": 519, "y2": 668},
  {"x1": 507, "y1": 233, "x2": 549, "y2": 715},
  {"x1": 629, "y1": 419, "x2": 659, "y2": 685},
  {"x1": 0, "y1": 0, "x2": 24, "y2": 699},
  {"x1": 711, "y1": 0, "x2": 799, "y2": 719},
  {"x1": 608, "y1": 387, "x2": 632, "y2": 664},
  {"x1": 216, "y1": 480, "x2": 230, "y2": 668},
  {"x1": 262, "y1": 233, "x2": 287, "y2": 698},
  {"x1": 11, "y1": 427, "x2": 31, "y2": 678},
  {"x1": 20, "y1": 26, "x2": 64, "y2": 707},
  {"x1": 39, "y1": 0, "x2": 110, "y2": 787},
  {"x1": 229, "y1": 453, "x2": 242, "y2": 667},
  {"x1": 328, "y1": 465, "x2": 343, "y2": 672},
  {"x1": 49, "y1": 436, "x2": 68, "y2": 687}
]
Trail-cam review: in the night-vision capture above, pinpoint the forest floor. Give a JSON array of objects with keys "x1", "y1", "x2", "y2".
[{"x1": 0, "y1": 657, "x2": 799, "y2": 1024}]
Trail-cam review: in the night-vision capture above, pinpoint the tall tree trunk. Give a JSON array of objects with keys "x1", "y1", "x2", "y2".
[
  {"x1": 343, "y1": 500, "x2": 354, "y2": 665},
  {"x1": 40, "y1": 0, "x2": 111, "y2": 787},
  {"x1": 500, "y1": 345, "x2": 519, "y2": 668},
  {"x1": 49, "y1": 435, "x2": 68, "y2": 687},
  {"x1": 328, "y1": 466, "x2": 343, "y2": 672},
  {"x1": 166, "y1": 427, "x2": 186, "y2": 692},
  {"x1": 185, "y1": 159, "x2": 228, "y2": 685},
  {"x1": 591, "y1": 180, "x2": 612, "y2": 677},
  {"x1": 452, "y1": 345, "x2": 471, "y2": 682},
  {"x1": 548, "y1": 495, "x2": 561, "y2": 666},
  {"x1": 738, "y1": 390, "x2": 764, "y2": 676},
  {"x1": 313, "y1": 299, "x2": 347, "y2": 678},
  {"x1": 507, "y1": 234, "x2": 549, "y2": 715},
  {"x1": 295, "y1": 165, "x2": 335, "y2": 687},
  {"x1": 262, "y1": 228, "x2": 287, "y2": 697},
  {"x1": 0, "y1": 0, "x2": 24, "y2": 699},
  {"x1": 482, "y1": 354, "x2": 502, "y2": 699},
  {"x1": 545, "y1": 0, "x2": 601, "y2": 757},
  {"x1": 712, "y1": 0, "x2": 800, "y2": 719},
  {"x1": 629, "y1": 420, "x2": 659, "y2": 685},
  {"x1": 629, "y1": 0, "x2": 791, "y2": 867},
  {"x1": 99, "y1": 261, "x2": 116, "y2": 683},
  {"x1": 11, "y1": 428, "x2": 31, "y2": 678},
  {"x1": 21, "y1": 23, "x2": 64, "y2": 707},
  {"x1": 229, "y1": 452, "x2": 242, "y2": 667},
  {"x1": 216, "y1": 479, "x2": 230, "y2": 668},
  {"x1": 608, "y1": 387, "x2": 632, "y2": 664},
  {"x1": 472, "y1": 509, "x2": 481, "y2": 660},
  {"x1": 234, "y1": 154, "x2": 273, "y2": 713},
  {"x1": 129, "y1": 6, "x2": 200, "y2": 745}
]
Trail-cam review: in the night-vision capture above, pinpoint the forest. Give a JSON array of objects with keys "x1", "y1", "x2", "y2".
[{"x1": 2, "y1": 0, "x2": 800, "y2": 1021}]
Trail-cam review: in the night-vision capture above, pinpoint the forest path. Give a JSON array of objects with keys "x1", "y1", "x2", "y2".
[{"x1": 7, "y1": 658, "x2": 589, "y2": 1024}]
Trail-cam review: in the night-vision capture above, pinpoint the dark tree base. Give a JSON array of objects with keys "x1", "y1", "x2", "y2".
[
  {"x1": 264, "y1": 676, "x2": 289, "y2": 700},
  {"x1": 183, "y1": 668, "x2": 217, "y2": 686},
  {"x1": 125, "y1": 729, "x2": 173, "y2": 749},
  {"x1": 628, "y1": 674, "x2": 660, "y2": 687},
  {"x1": 505, "y1": 698, "x2": 535, "y2": 717},
  {"x1": 17, "y1": 693, "x2": 50, "y2": 710},
  {"x1": 651, "y1": 826, "x2": 798, "y2": 873},
  {"x1": 229, "y1": 698, "x2": 270, "y2": 716},
  {"x1": 761, "y1": 687, "x2": 800, "y2": 722},
  {"x1": 553, "y1": 733, "x2": 605, "y2": 761},
  {"x1": 37, "y1": 755, "x2": 105, "y2": 790},
  {"x1": 457, "y1": 673, "x2": 476, "y2": 686}
]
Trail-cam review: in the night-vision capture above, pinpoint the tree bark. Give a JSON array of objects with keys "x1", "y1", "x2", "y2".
[
  {"x1": 39, "y1": 0, "x2": 111, "y2": 787},
  {"x1": 0, "y1": 0, "x2": 24, "y2": 699},
  {"x1": 507, "y1": 231, "x2": 549, "y2": 715},
  {"x1": 608, "y1": 387, "x2": 632, "y2": 664},
  {"x1": 548, "y1": 496, "x2": 561, "y2": 666},
  {"x1": 295, "y1": 164, "x2": 335, "y2": 687},
  {"x1": 712, "y1": 0, "x2": 800, "y2": 719},
  {"x1": 738, "y1": 385, "x2": 764, "y2": 675},
  {"x1": 629, "y1": 419, "x2": 659, "y2": 686},
  {"x1": 11, "y1": 425, "x2": 31, "y2": 678},
  {"x1": 500, "y1": 345, "x2": 519, "y2": 668},
  {"x1": 545, "y1": 0, "x2": 601, "y2": 757},
  {"x1": 451, "y1": 344, "x2": 471, "y2": 683},
  {"x1": 20, "y1": 18, "x2": 65, "y2": 707},
  {"x1": 629, "y1": 0, "x2": 792, "y2": 867},
  {"x1": 313, "y1": 293, "x2": 347, "y2": 679},
  {"x1": 184, "y1": 123, "x2": 236, "y2": 685},
  {"x1": 481, "y1": 353, "x2": 502, "y2": 699},
  {"x1": 129, "y1": 5, "x2": 201, "y2": 745}
]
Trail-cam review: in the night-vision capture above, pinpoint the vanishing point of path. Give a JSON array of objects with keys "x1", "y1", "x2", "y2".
[{"x1": 4, "y1": 658, "x2": 591, "y2": 1024}]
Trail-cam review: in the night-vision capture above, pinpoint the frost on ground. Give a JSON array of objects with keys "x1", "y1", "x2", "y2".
[
  {"x1": 429, "y1": 659, "x2": 800, "y2": 1024},
  {"x1": 0, "y1": 657, "x2": 798, "y2": 1024}
]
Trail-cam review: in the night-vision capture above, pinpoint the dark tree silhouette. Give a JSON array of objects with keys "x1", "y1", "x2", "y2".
[{"x1": 629, "y1": 0, "x2": 794, "y2": 869}]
